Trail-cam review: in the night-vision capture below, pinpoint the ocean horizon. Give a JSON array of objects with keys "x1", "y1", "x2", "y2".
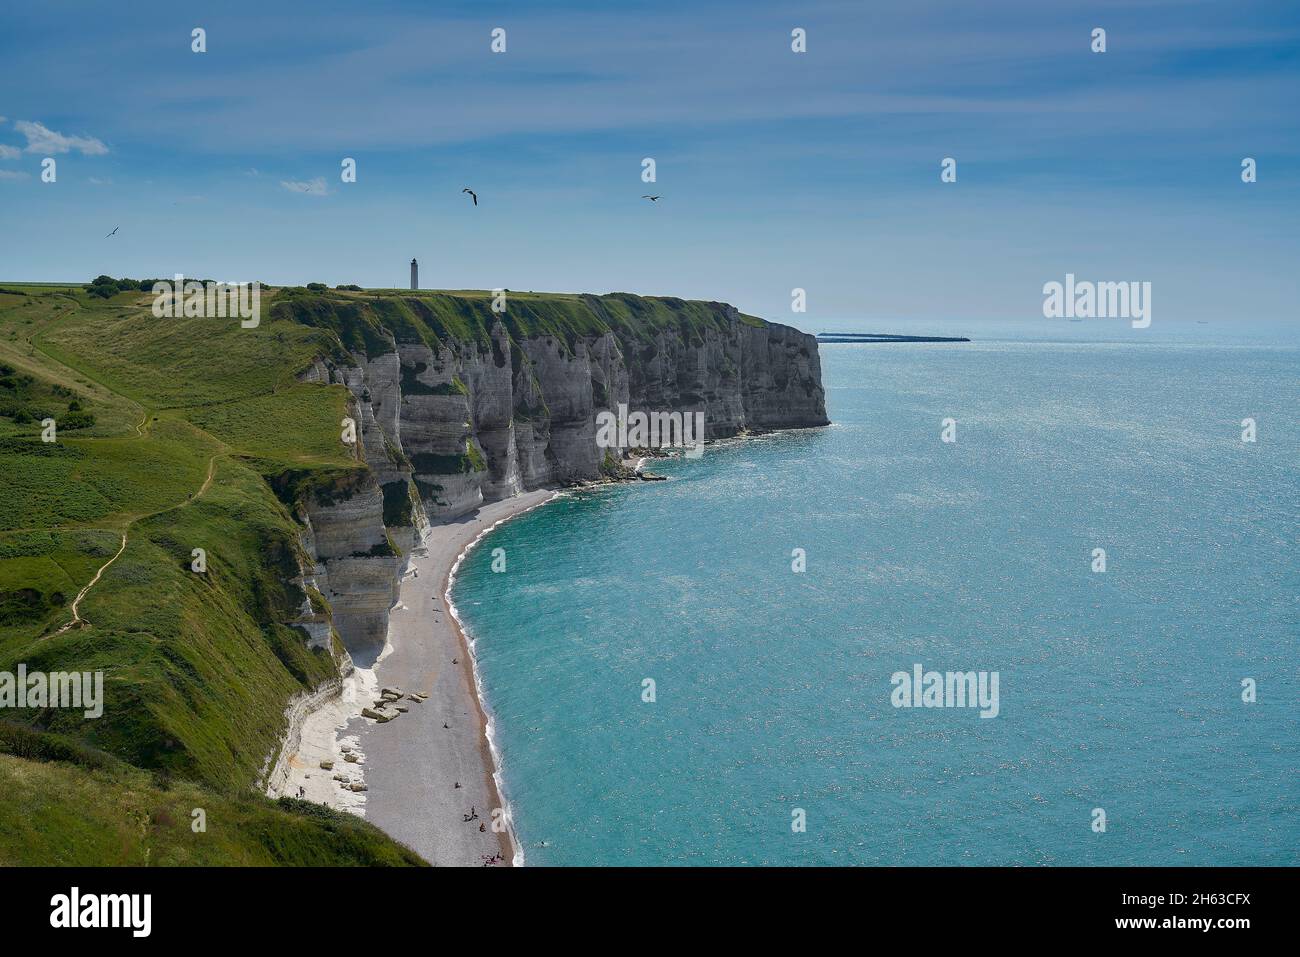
[
  {"x1": 7, "y1": 0, "x2": 1300, "y2": 934},
  {"x1": 453, "y1": 318, "x2": 1299, "y2": 866}
]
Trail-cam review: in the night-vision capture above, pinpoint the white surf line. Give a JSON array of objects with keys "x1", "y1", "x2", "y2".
[{"x1": 445, "y1": 491, "x2": 560, "y2": 867}]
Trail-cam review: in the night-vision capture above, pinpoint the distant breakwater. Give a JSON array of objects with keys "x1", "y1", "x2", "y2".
[{"x1": 816, "y1": 333, "x2": 971, "y2": 343}]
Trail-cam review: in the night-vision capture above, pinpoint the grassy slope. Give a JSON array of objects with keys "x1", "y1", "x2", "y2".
[
  {"x1": 0, "y1": 281, "x2": 771, "y2": 865},
  {"x1": 0, "y1": 727, "x2": 423, "y2": 866},
  {"x1": 0, "y1": 284, "x2": 417, "y2": 864}
]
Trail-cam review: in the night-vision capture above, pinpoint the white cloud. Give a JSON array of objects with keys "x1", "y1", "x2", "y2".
[
  {"x1": 14, "y1": 120, "x2": 108, "y2": 155},
  {"x1": 0, "y1": 170, "x2": 30, "y2": 181},
  {"x1": 88, "y1": 176, "x2": 113, "y2": 185},
  {"x1": 280, "y1": 176, "x2": 328, "y2": 196},
  {"x1": 0, "y1": 145, "x2": 20, "y2": 160}
]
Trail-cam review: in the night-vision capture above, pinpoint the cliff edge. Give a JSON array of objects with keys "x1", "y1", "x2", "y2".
[{"x1": 277, "y1": 288, "x2": 828, "y2": 653}]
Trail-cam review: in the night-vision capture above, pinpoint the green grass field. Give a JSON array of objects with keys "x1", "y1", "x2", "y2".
[
  {"x1": 0, "y1": 283, "x2": 413, "y2": 864},
  {"x1": 0, "y1": 726, "x2": 424, "y2": 866},
  {"x1": 0, "y1": 279, "x2": 772, "y2": 866}
]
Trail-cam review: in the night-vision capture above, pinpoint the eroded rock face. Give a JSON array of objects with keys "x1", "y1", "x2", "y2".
[
  {"x1": 303, "y1": 478, "x2": 388, "y2": 559},
  {"x1": 297, "y1": 473, "x2": 403, "y2": 657},
  {"x1": 622, "y1": 306, "x2": 827, "y2": 438},
  {"x1": 520, "y1": 336, "x2": 603, "y2": 484},
  {"x1": 289, "y1": 300, "x2": 827, "y2": 654}
]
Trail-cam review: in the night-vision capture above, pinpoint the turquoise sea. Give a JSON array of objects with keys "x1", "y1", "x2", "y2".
[{"x1": 452, "y1": 319, "x2": 1299, "y2": 866}]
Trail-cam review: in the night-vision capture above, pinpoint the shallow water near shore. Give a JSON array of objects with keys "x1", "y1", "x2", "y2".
[{"x1": 452, "y1": 319, "x2": 1299, "y2": 866}]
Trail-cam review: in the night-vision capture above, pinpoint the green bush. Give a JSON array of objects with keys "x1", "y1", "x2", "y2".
[
  {"x1": 0, "y1": 722, "x2": 121, "y2": 773},
  {"x1": 59, "y1": 410, "x2": 95, "y2": 430}
]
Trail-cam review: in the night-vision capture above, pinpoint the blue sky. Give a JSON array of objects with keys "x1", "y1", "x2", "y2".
[{"x1": 1, "y1": 0, "x2": 1297, "y2": 325}]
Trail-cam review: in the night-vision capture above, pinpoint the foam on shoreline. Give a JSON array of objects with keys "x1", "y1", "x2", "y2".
[
  {"x1": 267, "y1": 488, "x2": 558, "y2": 864},
  {"x1": 444, "y1": 491, "x2": 562, "y2": 867},
  {"x1": 354, "y1": 488, "x2": 559, "y2": 865}
]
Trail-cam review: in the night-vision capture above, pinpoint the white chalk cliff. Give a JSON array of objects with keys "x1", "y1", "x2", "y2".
[{"x1": 285, "y1": 291, "x2": 828, "y2": 654}]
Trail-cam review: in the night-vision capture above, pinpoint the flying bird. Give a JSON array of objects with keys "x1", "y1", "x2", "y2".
[
  {"x1": 642, "y1": 195, "x2": 660, "y2": 202},
  {"x1": 105, "y1": 226, "x2": 119, "y2": 238},
  {"x1": 462, "y1": 187, "x2": 477, "y2": 206}
]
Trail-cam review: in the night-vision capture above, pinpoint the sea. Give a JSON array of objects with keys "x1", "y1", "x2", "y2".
[{"x1": 450, "y1": 317, "x2": 1299, "y2": 866}]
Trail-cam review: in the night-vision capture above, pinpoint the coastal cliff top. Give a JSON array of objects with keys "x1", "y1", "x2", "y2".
[{"x1": 268, "y1": 286, "x2": 792, "y2": 359}]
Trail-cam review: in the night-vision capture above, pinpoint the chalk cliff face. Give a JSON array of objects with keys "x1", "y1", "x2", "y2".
[
  {"x1": 286, "y1": 291, "x2": 827, "y2": 654},
  {"x1": 299, "y1": 475, "x2": 404, "y2": 655}
]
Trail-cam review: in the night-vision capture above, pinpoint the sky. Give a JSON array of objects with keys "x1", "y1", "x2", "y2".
[{"x1": 1, "y1": 0, "x2": 1297, "y2": 326}]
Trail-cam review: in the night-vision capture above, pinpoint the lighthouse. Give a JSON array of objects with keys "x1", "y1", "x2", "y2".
[{"x1": 410, "y1": 258, "x2": 418, "y2": 290}]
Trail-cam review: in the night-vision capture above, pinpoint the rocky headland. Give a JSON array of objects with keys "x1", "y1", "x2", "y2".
[{"x1": 282, "y1": 290, "x2": 829, "y2": 658}]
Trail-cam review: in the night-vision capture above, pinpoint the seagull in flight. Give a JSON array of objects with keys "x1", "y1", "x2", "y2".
[
  {"x1": 462, "y1": 187, "x2": 478, "y2": 206},
  {"x1": 105, "y1": 226, "x2": 119, "y2": 238},
  {"x1": 642, "y1": 195, "x2": 660, "y2": 202}
]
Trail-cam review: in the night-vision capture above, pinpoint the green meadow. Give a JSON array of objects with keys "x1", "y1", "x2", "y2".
[
  {"x1": 0, "y1": 280, "x2": 762, "y2": 865},
  {"x1": 0, "y1": 282, "x2": 404, "y2": 865},
  {"x1": 0, "y1": 726, "x2": 423, "y2": 866}
]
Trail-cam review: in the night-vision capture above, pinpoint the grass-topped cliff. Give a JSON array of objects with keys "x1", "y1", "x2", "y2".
[
  {"x1": 276, "y1": 283, "x2": 826, "y2": 529},
  {"x1": 0, "y1": 281, "x2": 414, "y2": 864},
  {"x1": 272, "y1": 285, "x2": 768, "y2": 359},
  {"x1": 0, "y1": 280, "x2": 825, "y2": 865}
]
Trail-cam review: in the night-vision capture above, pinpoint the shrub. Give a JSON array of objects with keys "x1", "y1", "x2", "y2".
[
  {"x1": 0, "y1": 722, "x2": 121, "y2": 772},
  {"x1": 60, "y1": 410, "x2": 96, "y2": 430}
]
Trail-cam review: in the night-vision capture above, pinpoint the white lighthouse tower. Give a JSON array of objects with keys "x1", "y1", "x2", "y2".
[{"x1": 410, "y1": 258, "x2": 418, "y2": 290}]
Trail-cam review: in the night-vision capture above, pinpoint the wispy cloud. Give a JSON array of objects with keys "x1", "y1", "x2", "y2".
[
  {"x1": 280, "y1": 176, "x2": 328, "y2": 196},
  {"x1": 0, "y1": 169, "x2": 30, "y2": 181},
  {"x1": 0, "y1": 145, "x2": 20, "y2": 160},
  {"x1": 14, "y1": 120, "x2": 108, "y2": 155},
  {"x1": 0, "y1": 0, "x2": 1294, "y2": 320}
]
